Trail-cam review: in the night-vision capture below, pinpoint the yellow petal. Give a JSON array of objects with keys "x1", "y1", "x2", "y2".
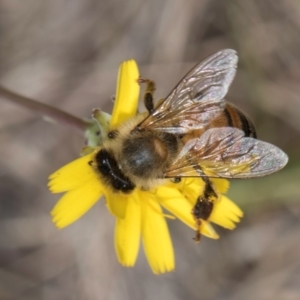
[
  {"x1": 158, "y1": 186, "x2": 220, "y2": 240},
  {"x1": 178, "y1": 178, "x2": 229, "y2": 201},
  {"x1": 209, "y1": 195, "x2": 243, "y2": 229},
  {"x1": 48, "y1": 154, "x2": 96, "y2": 193},
  {"x1": 180, "y1": 178, "x2": 205, "y2": 204},
  {"x1": 211, "y1": 178, "x2": 230, "y2": 194},
  {"x1": 51, "y1": 178, "x2": 103, "y2": 228},
  {"x1": 141, "y1": 192, "x2": 174, "y2": 274},
  {"x1": 115, "y1": 192, "x2": 141, "y2": 267},
  {"x1": 105, "y1": 189, "x2": 129, "y2": 219},
  {"x1": 110, "y1": 60, "x2": 140, "y2": 128},
  {"x1": 157, "y1": 186, "x2": 196, "y2": 230},
  {"x1": 200, "y1": 221, "x2": 219, "y2": 239}
]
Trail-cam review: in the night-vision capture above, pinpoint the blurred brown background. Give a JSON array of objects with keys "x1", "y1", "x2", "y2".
[{"x1": 0, "y1": 1, "x2": 300, "y2": 299}]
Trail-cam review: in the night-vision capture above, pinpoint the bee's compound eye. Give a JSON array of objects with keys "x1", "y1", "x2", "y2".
[
  {"x1": 96, "y1": 155, "x2": 110, "y2": 175},
  {"x1": 108, "y1": 130, "x2": 118, "y2": 139}
]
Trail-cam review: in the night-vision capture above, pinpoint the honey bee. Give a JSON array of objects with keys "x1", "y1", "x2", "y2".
[{"x1": 91, "y1": 49, "x2": 288, "y2": 241}]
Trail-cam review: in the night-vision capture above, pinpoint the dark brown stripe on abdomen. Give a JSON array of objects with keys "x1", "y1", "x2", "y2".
[
  {"x1": 224, "y1": 107, "x2": 234, "y2": 127},
  {"x1": 236, "y1": 109, "x2": 257, "y2": 138}
]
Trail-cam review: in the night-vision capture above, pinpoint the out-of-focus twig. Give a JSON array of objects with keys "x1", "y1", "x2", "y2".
[{"x1": 0, "y1": 85, "x2": 88, "y2": 133}]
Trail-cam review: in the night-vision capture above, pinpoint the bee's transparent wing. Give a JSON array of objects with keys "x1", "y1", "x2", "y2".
[
  {"x1": 165, "y1": 127, "x2": 288, "y2": 178},
  {"x1": 139, "y1": 49, "x2": 238, "y2": 134}
]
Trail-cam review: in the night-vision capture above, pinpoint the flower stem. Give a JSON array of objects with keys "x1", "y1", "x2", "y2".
[{"x1": 0, "y1": 85, "x2": 88, "y2": 133}]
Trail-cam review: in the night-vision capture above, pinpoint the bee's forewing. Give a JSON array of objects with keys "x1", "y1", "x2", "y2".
[
  {"x1": 140, "y1": 49, "x2": 238, "y2": 134},
  {"x1": 163, "y1": 49, "x2": 238, "y2": 106},
  {"x1": 165, "y1": 127, "x2": 288, "y2": 178}
]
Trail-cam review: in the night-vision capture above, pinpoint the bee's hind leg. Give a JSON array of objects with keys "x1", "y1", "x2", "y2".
[
  {"x1": 137, "y1": 78, "x2": 156, "y2": 114},
  {"x1": 192, "y1": 177, "x2": 217, "y2": 242}
]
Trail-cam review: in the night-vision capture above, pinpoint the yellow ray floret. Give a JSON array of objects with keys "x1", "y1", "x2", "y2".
[
  {"x1": 110, "y1": 60, "x2": 140, "y2": 128},
  {"x1": 115, "y1": 191, "x2": 141, "y2": 267}
]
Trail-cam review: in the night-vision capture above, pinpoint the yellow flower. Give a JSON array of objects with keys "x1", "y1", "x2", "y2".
[{"x1": 48, "y1": 60, "x2": 243, "y2": 274}]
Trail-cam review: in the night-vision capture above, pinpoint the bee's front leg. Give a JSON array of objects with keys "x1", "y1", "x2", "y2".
[
  {"x1": 192, "y1": 178, "x2": 217, "y2": 242},
  {"x1": 137, "y1": 78, "x2": 156, "y2": 114}
]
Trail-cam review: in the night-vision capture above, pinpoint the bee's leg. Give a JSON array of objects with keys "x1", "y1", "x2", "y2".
[
  {"x1": 192, "y1": 177, "x2": 217, "y2": 242},
  {"x1": 192, "y1": 214, "x2": 202, "y2": 242},
  {"x1": 137, "y1": 78, "x2": 156, "y2": 114}
]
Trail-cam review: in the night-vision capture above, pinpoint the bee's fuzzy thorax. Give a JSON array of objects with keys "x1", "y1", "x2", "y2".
[{"x1": 96, "y1": 112, "x2": 181, "y2": 191}]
